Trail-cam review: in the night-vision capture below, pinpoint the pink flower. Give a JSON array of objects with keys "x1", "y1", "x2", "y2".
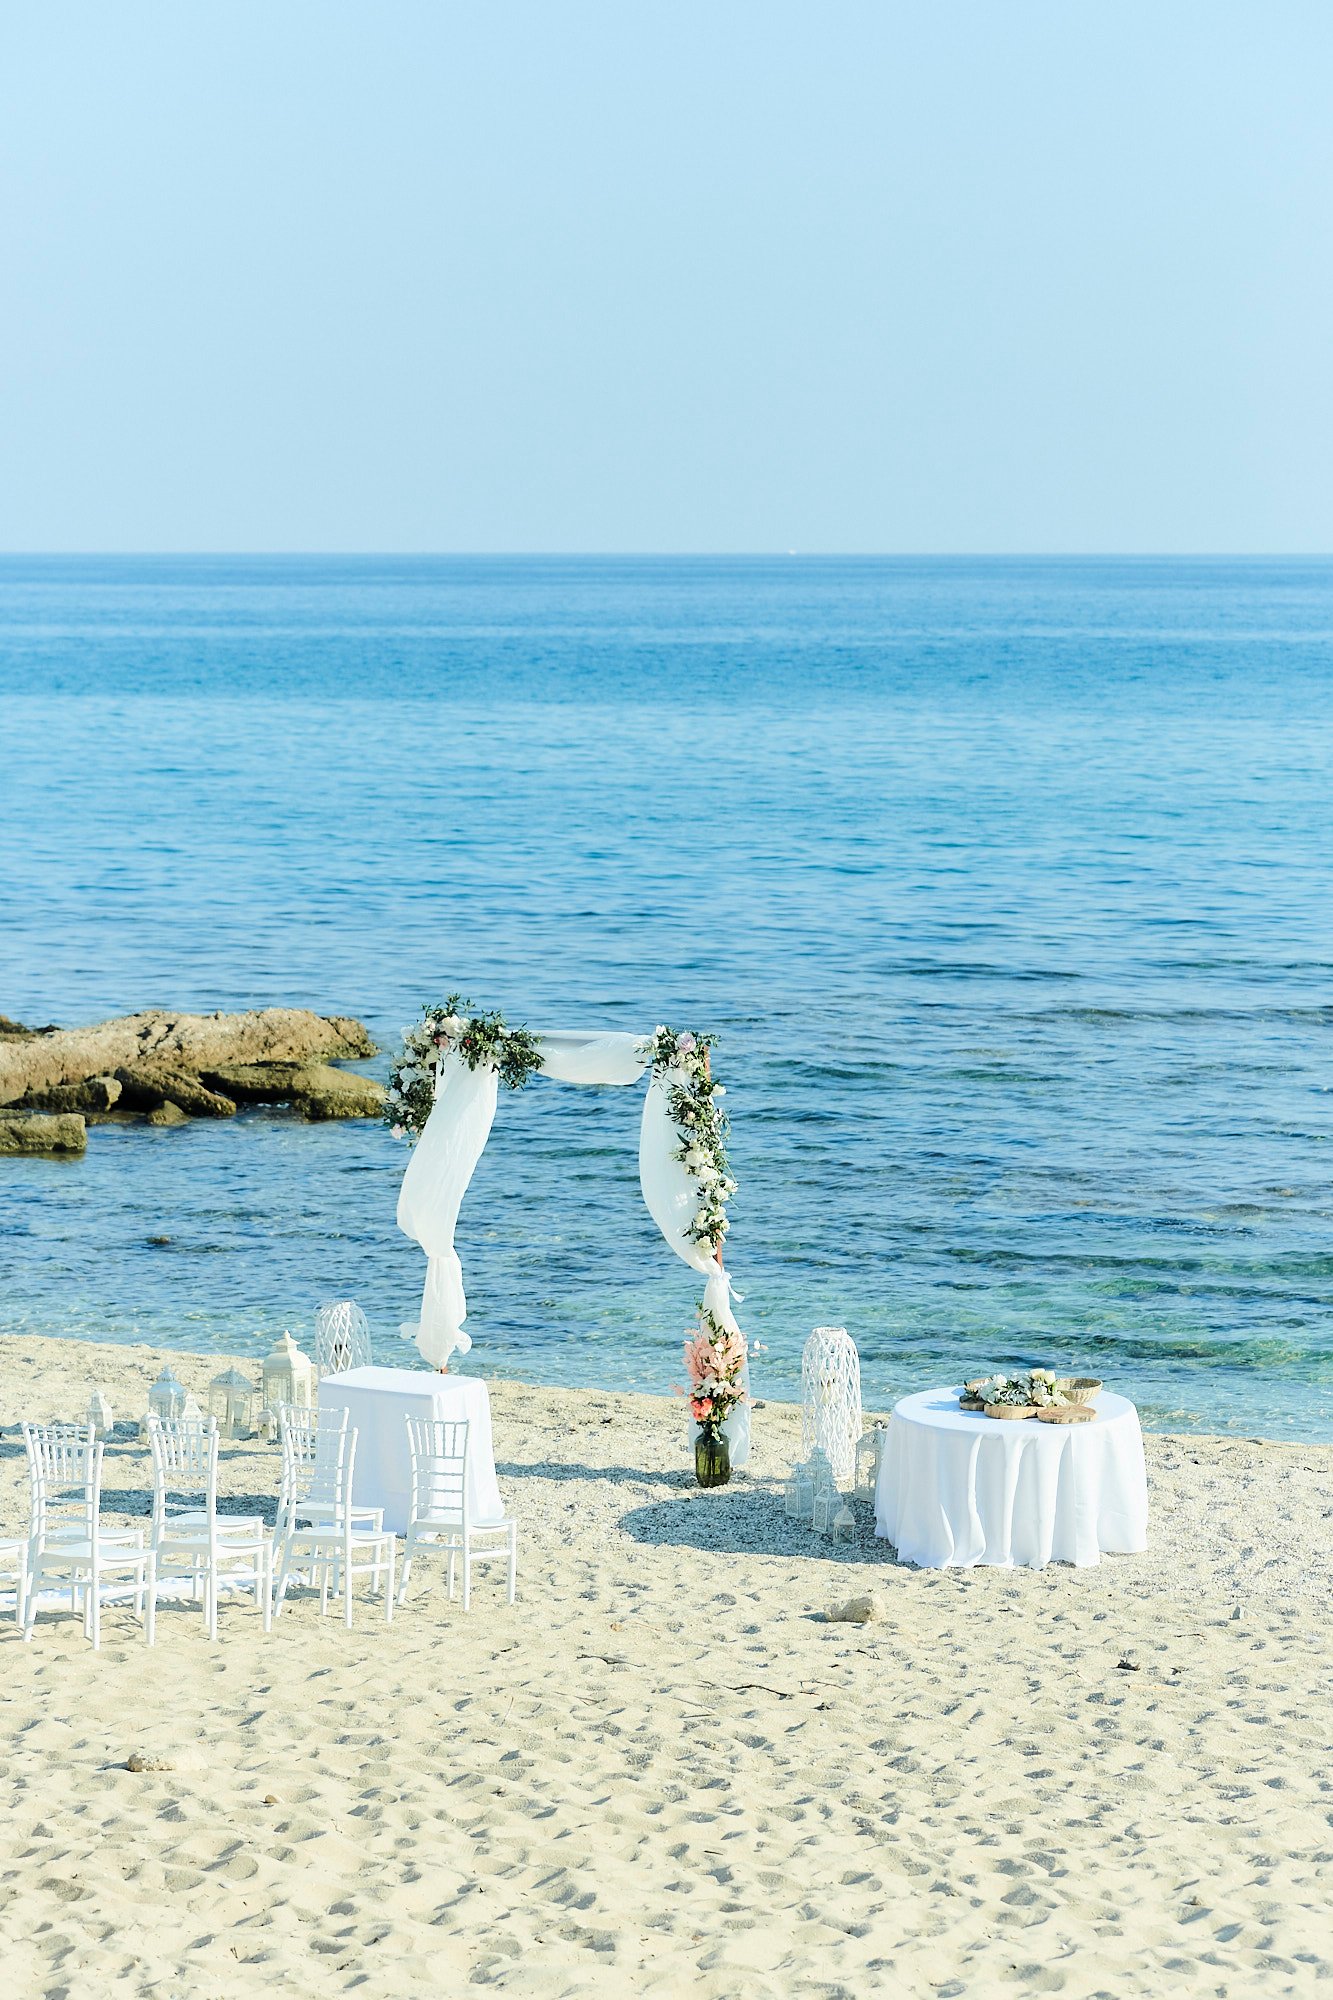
[{"x1": 678, "y1": 1032, "x2": 697, "y2": 1053}]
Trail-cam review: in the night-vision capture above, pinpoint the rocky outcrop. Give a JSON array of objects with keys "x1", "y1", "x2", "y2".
[
  {"x1": 113, "y1": 1066, "x2": 237, "y2": 1118},
  {"x1": 200, "y1": 1060, "x2": 385, "y2": 1118},
  {"x1": 0, "y1": 1008, "x2": 376, "y2": 1108},
  {"x1": 0, "y1": 1113, "x2": 87, "y2": 1154},
  {"x1": 146, "y1": 1101, "x2": 189, "y2": 1127},
  {"x1": 289, "y1": 1065, "x2": 386, "y2": 1120},
  {"x1": 19, "y1": 1074, "x2": 122, "y2": 1114},
  {"x1": 198, "y1": 1062, "x2": 309, "y2": 1101}
]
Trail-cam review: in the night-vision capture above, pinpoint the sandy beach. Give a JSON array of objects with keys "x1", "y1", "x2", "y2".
[{"x1": 0, "y1": 1333, "x2": 1329, "y2": 1998}]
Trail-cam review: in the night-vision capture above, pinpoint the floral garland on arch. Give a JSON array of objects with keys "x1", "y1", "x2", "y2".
[
  {"x1": 385, "y1": 995, "x2": 544, "y2": 1142},
  {"x1": 640, "y1": 1025, "x2": 738, "y2": 1253}
]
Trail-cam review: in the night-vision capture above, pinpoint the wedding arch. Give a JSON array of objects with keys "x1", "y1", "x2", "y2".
[{"x1": 387, "y1": 1000, "x2": 749, "y2": 1462}]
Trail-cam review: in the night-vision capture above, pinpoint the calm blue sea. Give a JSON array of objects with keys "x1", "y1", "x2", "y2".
[{"x1": 2, "y1": 556, "x2": 1332, "y2": 1439}]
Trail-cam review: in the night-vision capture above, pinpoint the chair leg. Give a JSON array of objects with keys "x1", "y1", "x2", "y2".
[
  {"x1": 145, "y1": 1555, "x2": 156, "y2": 1647},
  {"x1": 384, "y1": 1542, "x2": 395, "y2": 1624},
  {"x1": 260, "y1": 1545, "x2": 272, "y2": 1633},
  {"x1": 507, "y1": 1526, "x2": 517, "y2": 1605},
  {"x1": 273, "y1": 1542, "x2": 295, "y2": 1619},
  {"x1": 462, "y1": 1535, "x2": 471, "y2": 1614},
  {"x1": 89, "y1": 1568, "x2": 100, "y2": 1652},
  {"x1": 447, "y1": 1548, "x2": 456, "y2": 1601},
  {"x1": 343, "y1": 1542, "x2": 353, "y2": 1630},
  {"x1": 397, "y1": 1542, "x2": 413, "y2": 1607}
]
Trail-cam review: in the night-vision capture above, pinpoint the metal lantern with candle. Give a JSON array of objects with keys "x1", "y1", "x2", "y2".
[
  {"x1": 209, "y1": 1366, "x2": 256, "y2": 1438},
  {"x1": 148, "y1": 1366, "x2": 187, "y2": 1424},
  {"x1": 262, "y1": 1331, "x2": 314, "y2": 1429}
]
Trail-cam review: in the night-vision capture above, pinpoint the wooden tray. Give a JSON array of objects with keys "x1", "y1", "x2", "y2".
[
  {"x1": 985, "y1": 1404, "x2": 1036, "y2": 1420},
  {"x1": 1035, "y1": 1405, "x2": 1095, "y2": 1424}
]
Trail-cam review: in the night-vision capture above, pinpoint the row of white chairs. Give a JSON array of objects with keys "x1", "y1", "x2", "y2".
[{"x1": 2, "y1": 1408, "x2": 517, "y2": 1648}]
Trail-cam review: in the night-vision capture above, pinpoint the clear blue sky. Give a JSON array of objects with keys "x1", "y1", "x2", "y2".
[{"x1": 1, "y1": 3, "x2": 1329, "y2": 553}]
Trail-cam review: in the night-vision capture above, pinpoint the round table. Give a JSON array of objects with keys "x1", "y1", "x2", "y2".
[{"x1": 874, "y1": 1387, "x2": 1148, "y2": 1569}]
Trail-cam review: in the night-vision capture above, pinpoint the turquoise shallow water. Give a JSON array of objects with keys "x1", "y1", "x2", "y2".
[{"x1": 2, "y1": 555, "x2": 1332, "y2": 1437}]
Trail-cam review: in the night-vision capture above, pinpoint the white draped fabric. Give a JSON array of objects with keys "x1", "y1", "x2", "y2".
[
  {"x1": 396, "y1": 1053, "x2": 498, "y2": 1368},
  {"x1": 875, "y1": 1388, "x2": 1148, "y2": 1569},
  {"x1": 394, "y1": 1028, "x2": 748, "y2": 1463}
]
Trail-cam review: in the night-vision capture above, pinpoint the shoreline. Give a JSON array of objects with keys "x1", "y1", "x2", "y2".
[{"x1": 1, "y1": 1330, "x2": 1330, "y2": 1994}]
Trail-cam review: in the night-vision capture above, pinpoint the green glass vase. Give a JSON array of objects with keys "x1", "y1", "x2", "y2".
[{"x1": 694, "y1": 1428, "x2": 731, "y2": 1488}]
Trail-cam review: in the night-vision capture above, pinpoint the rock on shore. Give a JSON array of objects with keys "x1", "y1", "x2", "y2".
[
  {"x1": 0, "y1": 1112, "x2": 87, "y2": 1154},
  {"x1": 0, "y1": 1008, "x2": 383, "y2": 1148}
]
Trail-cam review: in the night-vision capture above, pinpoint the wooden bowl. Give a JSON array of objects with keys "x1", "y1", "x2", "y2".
[
  {"x1": 985, "y1": 1404, "x2": 1036, "y2": 1420},
  {"x1": 958, "y1": 1396, "x2": 985, "y2": 1412}
]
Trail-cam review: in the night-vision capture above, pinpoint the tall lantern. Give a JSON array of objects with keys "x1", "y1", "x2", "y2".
[
  {"x1": 262, "y1": 1331, "x2": 314, "y2": 1424},
  {"x1": 800, "y1": 1327, "x2": 862, "y2": 1486}
]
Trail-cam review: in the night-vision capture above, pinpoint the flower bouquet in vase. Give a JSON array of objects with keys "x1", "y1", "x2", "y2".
[{"x1": 681, "y1": 1311, "x2": 748, "y2": 1487}]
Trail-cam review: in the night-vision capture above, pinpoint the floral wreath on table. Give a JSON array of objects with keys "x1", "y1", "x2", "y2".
[
  {"x1": 385, "y1": 995, "x2": 544, "y2": 1141},
  {"x1": 639, "y1": 1025, "x2": 738, "y2": 1253}
]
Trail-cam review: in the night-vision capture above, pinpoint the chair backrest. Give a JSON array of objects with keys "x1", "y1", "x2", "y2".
[
  {"x1": 148, "y1": 1414, "x2": 219, "y2": 1526},
  {"x1": 22, "y1": 1421, "x2": 102, "y2": 1543},
  {"x1": 278, "y1": 1403, "x2": 350, "y2": 1510},
  {"x1": 405, "y1": 1417, "x2": 470, "y2": 1526}
]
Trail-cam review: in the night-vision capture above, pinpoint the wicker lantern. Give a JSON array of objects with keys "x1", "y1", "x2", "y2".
[
  {"x1": 149, "y1": 1366, "x2": 187, "y2": 1424},
  {"x1": 800, "y1": 1327, "x2": 863, "y2": 1486},
  {"x1": 262, "y1": 1331, "x2": 313, "y2": 1422},
  {"x1": 209, "y1": 1366, "x2": 256, "y2": 1438},
  {"x1": 314, "y1": 1299, "x2": 371, "y2": 1377}
]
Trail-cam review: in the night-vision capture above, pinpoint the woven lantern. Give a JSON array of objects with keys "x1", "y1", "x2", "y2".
[
  {"x1": 314, "y1": 1299, "x2": 371, "y2": 1377},
  {"x1": 800, "y1": 1327, "x2": 863, "y2": 1486}
]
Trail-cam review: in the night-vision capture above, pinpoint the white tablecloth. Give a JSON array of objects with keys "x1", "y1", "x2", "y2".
[
  {"x1": 875, "y1": 1387, "x2": 1148, "y2": 1569},
  {"x1": 318, "y1": 1366, "x2": 504, "y2": 1535}
]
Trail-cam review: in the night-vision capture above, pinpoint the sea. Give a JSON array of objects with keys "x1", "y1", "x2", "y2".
[{"x1": 2, "y1": 555, "x2": 1331, "y2": 1440}]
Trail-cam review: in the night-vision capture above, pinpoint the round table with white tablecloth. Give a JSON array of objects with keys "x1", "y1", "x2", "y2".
[
  {"x1": 318, "y1": 1366, "x2": 504, "y2": 1535},
  {"x1": 874, "y1": 1387, "x2": 1148, "y2": 1569}
]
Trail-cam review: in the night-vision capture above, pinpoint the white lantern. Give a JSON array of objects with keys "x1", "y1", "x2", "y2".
[
  {"x1": 181, "y1": 1391, "x2": 204, "y2": 1424},
  {"x1": 314, "y1": 1300, "x2": 371, "y2": 1377},
  {"x1": 149, "y1": 1367, "x2": 187, "y2": 1423},
  {"x1": 783, "y1": 1465, "x2": 804, "y2": 1518},
  {"x1": 808, "y1": 1446, "x2": 837, "y2": 1533},
  {"x1": 800, "y1": 1327, "x2": 862, "y2": 1486},
  {"x1": 88, "y1": 1390, "x2": 114, "y2": 1441},
  {"x1": 209, "y1": 1367, "x2": 256, "y2": 1438},
  {"x1": 262, "y1": 1331, "x2": 313, "y2": 1421},
  {"x1": 854, "y1": 1422, "x2": 887, "y2": 1502},
  {"x1": 831, "y1": 1499, "x2": 856, "y2": 1542}
]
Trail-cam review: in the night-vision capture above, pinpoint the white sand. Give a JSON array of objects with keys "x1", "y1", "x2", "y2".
[{"x1": 1, "y1": 1332, "x2": 1330, "y2": 1998}]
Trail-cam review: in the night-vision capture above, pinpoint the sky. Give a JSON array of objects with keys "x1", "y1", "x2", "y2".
[{"x1": 0, "y1": 3, "x2": 1330, "y2": 554}]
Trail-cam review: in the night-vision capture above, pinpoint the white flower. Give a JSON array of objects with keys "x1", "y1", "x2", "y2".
[{"x1": 441, "y1": 1015, "x2": 464, "y2": 1035}]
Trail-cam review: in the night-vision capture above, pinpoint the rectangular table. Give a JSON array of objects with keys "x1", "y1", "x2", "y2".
[{"x1": 318, "y1": 1366, "x2": 504, "y2": 1535}]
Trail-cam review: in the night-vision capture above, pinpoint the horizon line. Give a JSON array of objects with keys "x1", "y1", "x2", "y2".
[{"x1": 1, "y1": 549, "x2": 1331, "y2": 563}]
